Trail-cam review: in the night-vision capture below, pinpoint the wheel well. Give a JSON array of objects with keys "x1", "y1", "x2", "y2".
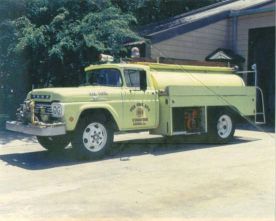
[
  {"x1": 207, "y1": 106, "x2": 241, "y2": 121},
  {"x1": 78, "y1": 108, "x2": 119, "y2": 131}
]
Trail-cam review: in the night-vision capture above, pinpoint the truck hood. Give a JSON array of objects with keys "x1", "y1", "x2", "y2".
[{"x1": 27, "y1": 86, "x2": 114, "y2": 102}]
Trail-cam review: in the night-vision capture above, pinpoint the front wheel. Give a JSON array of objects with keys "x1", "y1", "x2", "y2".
[
  {"x1": 72, "y1": 116, "x2": 114, "y2": 160},
  {"x1": 208, "y1": 111, "x2": 235, "y2": 143},
  {"x1": 37, "y1": 135, "x2": 71, "y2": 152}
]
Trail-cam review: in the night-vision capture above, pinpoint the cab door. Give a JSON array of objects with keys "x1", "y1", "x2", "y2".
[{"x1": 122, "y1": 68, "x2": 158, "y2": 130}]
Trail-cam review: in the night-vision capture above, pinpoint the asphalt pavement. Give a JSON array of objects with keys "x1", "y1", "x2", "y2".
[{"x1": 0, "y1": 129, "x2": 275, "y2": 221}]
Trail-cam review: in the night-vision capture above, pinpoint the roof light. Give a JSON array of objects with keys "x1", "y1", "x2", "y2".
[{"x1": 99, "y1": 54, "x2": 114, "y2": 63}]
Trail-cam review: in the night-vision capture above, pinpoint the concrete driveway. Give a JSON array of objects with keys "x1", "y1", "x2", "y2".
[{"x1": 0, "y1": 129, "x2": 275, "y2": 221}]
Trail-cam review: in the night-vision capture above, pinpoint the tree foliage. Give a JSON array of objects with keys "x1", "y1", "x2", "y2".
[
  {"x1": 112, "y1": 0, "x2": 222, "y2": 25},
  {"x1": 0, "y1": 0, "x2": 140, "y2": 90}
]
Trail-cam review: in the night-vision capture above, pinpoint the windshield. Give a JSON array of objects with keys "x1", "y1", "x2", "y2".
[{"x1": 84, "y1": 68, "x2": 122, "y2": 87}]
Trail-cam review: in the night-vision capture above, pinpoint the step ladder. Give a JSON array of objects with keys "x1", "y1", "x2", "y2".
[
  {"x1": 235, "y1": 64, "x2": 266, "y2": 124},
  {"x1": 255, "y1": 86, "x2": 266, "y2": 124}
]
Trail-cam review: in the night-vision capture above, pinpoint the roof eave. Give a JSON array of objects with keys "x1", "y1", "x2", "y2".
[
  {"x1": 143, "y1": 0, "x2": 275, "y2": 44},
  {"x1": 139, "y1": 0, "x2": 238, "y2": 36},
  {"x1": 146, "y1": 11, "x2": 230, "y2": 44},
  {"x1": 230, "y1": 5, "x2": 275, "y2": 17}
]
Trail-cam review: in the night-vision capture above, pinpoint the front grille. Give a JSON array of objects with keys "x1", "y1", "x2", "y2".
[
  {"x1": 35, "y1": 102, "x2": 52, "y2": 115},
  {"x1": 31, "y1": 94, "x2": 51, "y2": 99}
]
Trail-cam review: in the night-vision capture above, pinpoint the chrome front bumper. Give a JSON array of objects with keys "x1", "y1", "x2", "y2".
[{"x1": 6, "y1": 121, "x2": 66, "y2": 136}]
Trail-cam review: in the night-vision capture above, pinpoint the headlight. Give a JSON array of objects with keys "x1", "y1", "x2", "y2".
[{"x1": 51, "y1": 102, "x2": 64, "y2": 118}]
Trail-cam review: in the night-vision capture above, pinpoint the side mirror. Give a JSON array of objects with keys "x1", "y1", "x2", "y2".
[{"x1": 140, "y1": 71, "x2": 147, "y2": 91}]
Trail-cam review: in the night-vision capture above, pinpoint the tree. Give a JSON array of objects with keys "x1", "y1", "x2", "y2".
[
  {"x1": 0, "y1": 0, "x2": 140, "y2": 90},
  {"x1": 0, "y1": 0, "x2": 26, "y2": 22},
  {"x1": 0, "y1": 19, "x2": 27, "y2": 115}
]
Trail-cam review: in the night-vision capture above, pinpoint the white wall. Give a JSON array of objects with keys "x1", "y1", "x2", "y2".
[{"x1": 151, "y1": 19, "x2": 231, "y2": 60}]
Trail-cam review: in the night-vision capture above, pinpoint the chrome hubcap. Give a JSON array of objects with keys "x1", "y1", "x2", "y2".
[
  {"x1": 217, "y1": 115, "x2": 232, "y2": 138},
  {"x1": 82, "y1": 122, "x2": 107, "y2": 152}
]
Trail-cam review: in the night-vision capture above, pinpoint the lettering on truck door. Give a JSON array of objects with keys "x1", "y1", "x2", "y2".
[{"x1": 122, "y1": 68, "x2": 157, "y2": 130}]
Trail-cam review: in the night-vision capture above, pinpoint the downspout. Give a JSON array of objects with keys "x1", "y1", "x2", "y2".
[
  {"x1": 231, "y1": 13, "x2": 238, "y2": 53},
  {"x1": 231, "y1": 13, "x2": 247, "y2": 82}
]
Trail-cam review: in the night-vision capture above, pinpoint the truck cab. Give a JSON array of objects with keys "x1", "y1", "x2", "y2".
[{"x1": 82, "y1": 63, "x2": 159, "y2": 131}]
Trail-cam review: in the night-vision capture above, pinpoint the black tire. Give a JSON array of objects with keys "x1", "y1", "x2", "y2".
[
  {"x1": 71, "y1": 115, "x2": 114, "y2": 160},
  {"x1": 37, "y1": 135, "x2": 71, "y2": 152},
  {"x1": 208, "y1": 111, "x2": 235, "y2": 143}
]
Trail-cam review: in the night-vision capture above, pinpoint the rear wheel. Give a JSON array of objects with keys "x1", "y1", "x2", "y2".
[
  {"x1": 37, "y1": 135, "x2": 71, "y2": 152},
  {"x1": 208, "y1": 111, "x2": 235, "y2": 143},
  {"x1": 72, "y1": 116, "x2": 114, "y2": 160}
]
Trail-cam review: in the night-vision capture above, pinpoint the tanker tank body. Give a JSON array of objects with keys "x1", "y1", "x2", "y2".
[
  {"x1": 148, "y1": 64, "x2": 245, "y2": 90},
  {"x1": 143, "y1": 63, "x2": 256, "y2": 138}
]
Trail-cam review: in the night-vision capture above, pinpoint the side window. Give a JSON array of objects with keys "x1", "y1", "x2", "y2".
[
  {"x1": 88, "y1": 69, "x2": 122, "y2": 87},
  {"x1": 124, "y1": 69, "x2": 144, "y2": 88}
]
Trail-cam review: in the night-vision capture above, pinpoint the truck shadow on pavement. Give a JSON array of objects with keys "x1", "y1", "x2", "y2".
[
  {"x1": 0, "y1": 131, "x2": 37, "y2": 146},
  {"x1": 0, "y1": 135, "x2": 258, "y2": 170}
]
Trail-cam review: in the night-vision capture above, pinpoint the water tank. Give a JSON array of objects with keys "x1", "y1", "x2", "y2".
[{"x1": 148, "y1": 64, "x2": 245, "y2": 90}]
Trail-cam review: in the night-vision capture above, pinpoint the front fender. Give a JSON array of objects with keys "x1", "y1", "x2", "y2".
[{"x1": 62, "y1": 102, "x2": 121, "y2": 131}]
